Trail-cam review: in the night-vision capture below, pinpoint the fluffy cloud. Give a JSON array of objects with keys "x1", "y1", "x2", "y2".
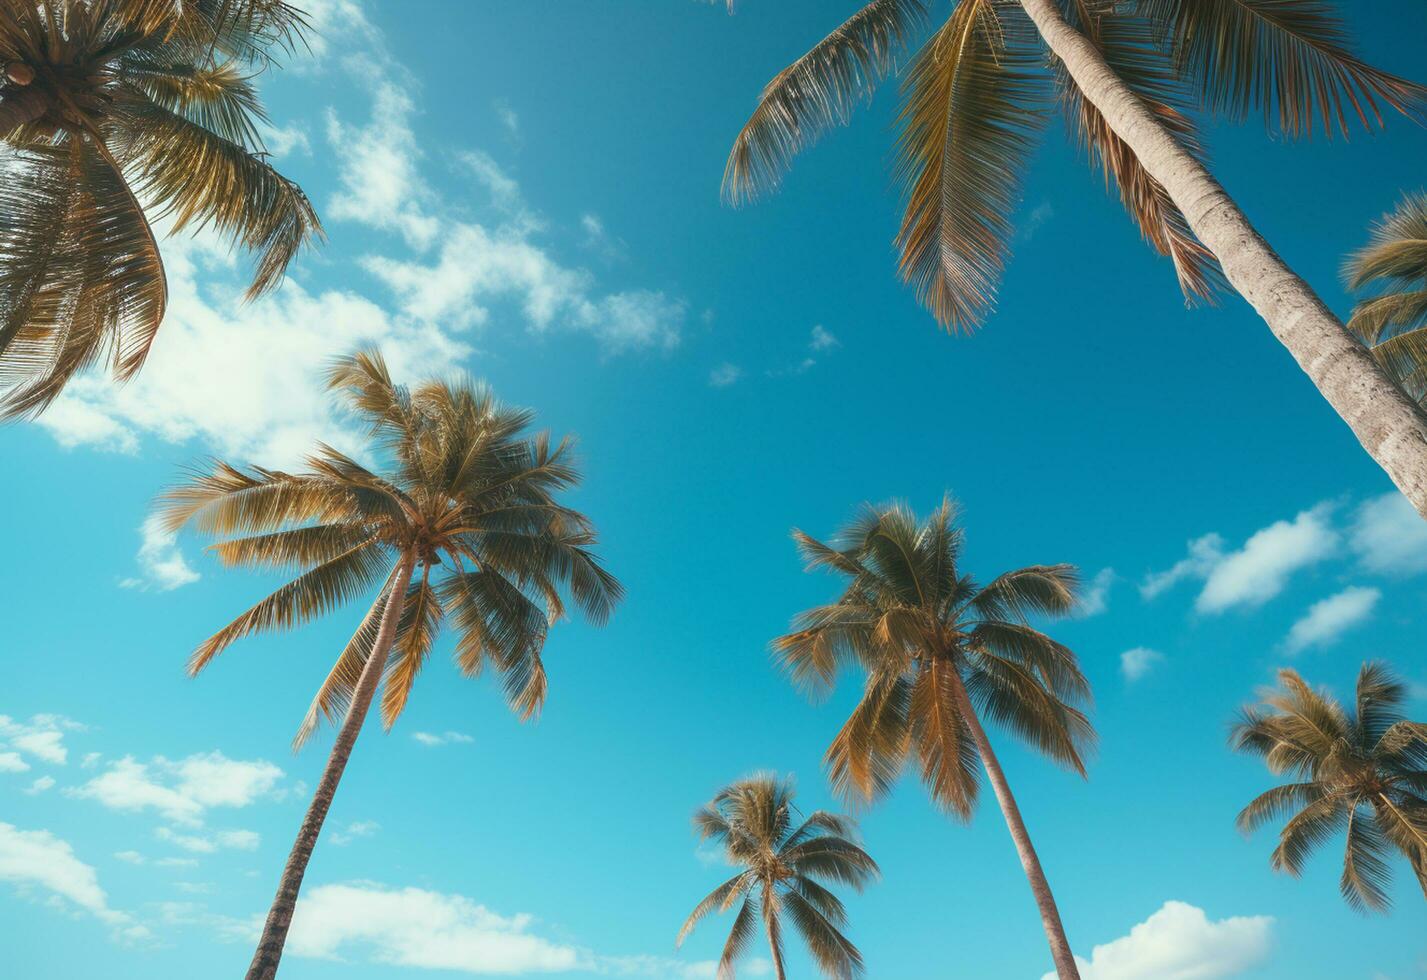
[
  {"x1": 1044, "y1": 901, "x2": 1273, "y2": 980},
  {"x1": 1120, "y1": 647, "x2": 1164, "y2": 683},
  {"x1": 70, "y1": 752, "x2": 283, "y2": 827},
  {"x1": 0, "y1": 714, "x2": 84, "y2": 766},
  {"x1": 120, "y1": 515, "x2": 200, "y2": 592},
  {"x1": 1284, "y1": 586, "x2": 1381, "y2": 654},
  {"x1": 1141, "y1": 505, "x2": 1338, "y2": 614},
  {"x1": 23, "y1": 776, "x2": 55, "y2": 795},
  {"x1": 809, "y1": 325, "x2": 840, "y2": 351},
  {"x1": 411, "y1": 732, "x2": 475, "y2": 748},
  {"x1": 1350, "y1": 492, "x2": 1427, "y2": 575},
  {"x1": 0, "y1": 823, "x2": 145, "y2": 940},
  {"x1": 0, "y1": 751, "x2": 29, "y2": 773}
]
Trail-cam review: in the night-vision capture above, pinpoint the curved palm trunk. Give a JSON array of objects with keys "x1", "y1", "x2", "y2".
[
  {"x1": 1016, "y1": 0, "x2": 1427, "y2": 520},
  {"x1": 762, "y1": 885, "x2": 788, "y2": 980},
  {"x1": 244, "y1": 553, "x2": 415, "y2": 980},
  {"x1": 948, "y1": 673, "x2": 1080, "y2": 980}
]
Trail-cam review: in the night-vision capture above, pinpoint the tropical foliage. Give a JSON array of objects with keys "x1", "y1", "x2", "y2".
[
  {"x1": 161, "y1": 350, "x2": 621, "y2": 980},
  {"x1": 0, "y1": 0, "x2": 322, "y2": 418},
  {"x1": 774, "y1": 498, "x2": 1093, "y2": 977},
  {"x1": 1231, "y1": 663, "x2": 1427, "y2": 912},
  {"x1": 725, "y1": 0, "x2": 1423, "y2": 330},
  {"x1": 1347, "y1": 191, "x2": 1427, "y2": 406},
  {"x1": 678, "y1": 774, "x2": 878, "y2": 980}
]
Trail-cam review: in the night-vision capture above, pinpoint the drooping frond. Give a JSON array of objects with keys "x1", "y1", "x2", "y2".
[
  {"x1": 1345, "y1": 193, "x2": 1427, "y2": 405},
  {"x1": 969, "y1": 564, "x2": 1080, "y2": 623},
  {"x1": 893, "y1": 0, "x2": 1045, "y2": 331},
  {"x1": 781, "y1": 836, "x2": 880, "y2": 890},
  {"x1": 722, "y1": 0, "x2": 928, "y2": 203},
  {"x1": 440, "y1": 569, "x2": 551, "y2": 720},
  {"x1": 292, "y1": 573, "x2": 394, "y2": 750},
  {"x1": 1143, "y1": 0, "x2": 1427, "y2": 137},
  {"x1": 781, "y1": 887, "x2": 864, "y2": 980},
  {"x1": 116, "y1": 56, "x2": 267, "y2": 148},
  {"x1": 717, "y1": 894, "x2": 759, "y2": 980},
  {"x1": 1341, "y1": 805, "x2": 1394, "y2": 913},
  {"x1": 677, "y1": 873, "x2": 749, "y2": 947},
  {"x1": 379, "y1": 571, "x2": 445, "y2": 728},
  {"x1": 965, "y1": 651, "x2": 1094, "y2": 775},
  {"x1": 825, "y1": 668, "x2": 913, "y2": 804},
  {"x1": 909, "y1": 656, "x2": 980, "y2": 818}
]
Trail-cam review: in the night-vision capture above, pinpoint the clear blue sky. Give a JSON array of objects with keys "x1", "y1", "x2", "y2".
[{"x1": 3, "y1": 2, "x2": 1426, "y2": 978}]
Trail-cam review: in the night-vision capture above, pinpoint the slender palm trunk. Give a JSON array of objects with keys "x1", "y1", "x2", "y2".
[
  {"x1": 244, "y1": 553, "x2": 415, "y2": 980},
  {"x1": 762, "y1": 885, "x2": 788, "y2": 980},
  {"x1": 1015, "y1": 0, "x2": 1427, "y2": 519},
  {"x1": 948, "y1": 673, "x2": 1080, "y2": 980}
]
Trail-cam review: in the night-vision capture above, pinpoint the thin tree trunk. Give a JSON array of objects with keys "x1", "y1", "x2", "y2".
[
  {"x1": 762, "y1": 885, "x2": 788, "y2": 980},
  {"x1": 948, "y1": 673, "x2": 1080, "y2": 980},
  {"x1": 244, "y1": 553, "x2": 415, "y2": 980},
  {"x1": 1015, "y1": 0, "x2": 1427, "y2": 520}
]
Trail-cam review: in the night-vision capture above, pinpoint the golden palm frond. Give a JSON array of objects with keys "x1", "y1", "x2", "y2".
[{"x1": 1345, "y1": 192, "x2": 1427, "y2": 406}]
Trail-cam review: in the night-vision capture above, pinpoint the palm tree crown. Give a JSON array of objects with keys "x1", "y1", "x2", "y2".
[
  {"x1": 1230, "y1": 663, "x2": 1427, "y2": 912},
  {"x1": 724, "y1": 0, "x2": 1423, "y2": 330},
  {"x1": 1346, "y1": 191, "x2": 1427, "y2": 406},
  {"x1": 0, "y1": 0, "x2": 322, "y2": 417},
  {"x1": 678, "y1": 774, "x2": 879, "y2": 980},
  {"x1": 160, "y1": 349, "x2": 621, "y2": 742},
  {"x1": 774, "y1": 499, "x2": 1094, "y2": 814}
]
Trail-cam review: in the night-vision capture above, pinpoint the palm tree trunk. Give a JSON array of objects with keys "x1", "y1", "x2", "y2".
[
  {"x1": 948, "y1": 672, "x2": 1080, "y2": 980},
  {"x1": 1015, "y1": 0, "x2": 1427, "y2": 520},
  {"x1": 244, "y1": 553, "x2": 415, "y2": 980},
  {"x1": 762, "y1": 886, "x2": 788, "y2": 980}
]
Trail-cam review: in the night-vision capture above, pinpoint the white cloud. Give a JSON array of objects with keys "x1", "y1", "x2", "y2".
[
  {"x1": 809, "y1": 325, "x2": 839, "y2": 351},
  {"x1": 1044, "y1": 901, "x2": 1273, "y2": 980},
  {"x1": 261, "y1": 122, "x2": 312, "y2": 158},
  {"x1": 493, "y1": 98, "x2": 519, "y2": 136},
  {"x1": 331, "y1": 820, "x2": 380, "y2": 846},
  {"x1": 114, "y1": 850, "x2": 146, "y2": 865},
  {"x1": 461, "y1": 150, "x2": 525, "y2": 215},
  {"x1": 286, "y1": 882, "x2": 583, "y2": 973},
  {"x1": 411, "y1": 732, "x2": 474, "y2": 748},
  {"x1": 1350, "y1": 492, "x2": 1427, "y2": 575},
  {"x1": 1141, "y1": 505, "x2": 1339, "y2": 613},
  {"x1": 1120, "y1": 647, "x2": 1164, "y2": 683},
  {"x1": 0, "y1": 714, "x2": 83, "y2": 765},
  {"x1": 1020, "y1": 200, "x2": 1055, "y2": 242},
  {"x1": 215, "y1": 830, "x2": 261, "y2": 851},
  {"x1": 23, "y1": 776, "x2": 55, "y2": 795},
  {"x1": 0, "y1": 822, "x2": 141, "y2": 937},
  {"x1": 1284, "y1": 586, "x2": 1381, "y2": 654},
  {"x1": 708, "y1": 363, "x2": 742, "y2": 388},
  {"x1": 0, "y1": 752, "x2": 28, "y2": 774},
  {"x1": 81, "y1": 753, "x2": 102, "y2": 769},
  {"x1": 1078, "y1": 568, "x2": 1115, "y2": 617},
  {"x1": 156, "y1": 856, "x2": 200, "y2": 869},
  {"x1": 120, "y1": 515, "x2": 199, "y2": 592},
  {"x1": 71, "y1": 752, "x2": 283, "y2": 827}
]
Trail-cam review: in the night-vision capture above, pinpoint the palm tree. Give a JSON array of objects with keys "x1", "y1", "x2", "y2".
[
  {"x1": 722, "y1": 0, "x2": 1427, "y2": 519},
  {"x1": 159, "y1": 350, "x2": 621, "y2": 980},
  {"x1": 677, "y1": 773, "x2": 879, "y2": 980},
  {"x1": 1346, "y1": 191, "x2": 1427, "y2": 406},
  {"x1": 1230, "y1": 663, "x2": 1427, "y2": 912},
  {"x1": 773, "y1": 498, "x2": 1093, "y2": 979},
  {"x1": 0, "y1": 0, "x2": 322, "y2": 418}
]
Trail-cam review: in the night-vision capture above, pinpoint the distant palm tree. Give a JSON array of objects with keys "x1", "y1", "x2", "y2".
[
  {"x1": 722, "y1": 0, "x2": 1427, "y2": 519},
  {"x1": 0, "y1": 0, "x2": 322, "y2": 417},
  {"x1": 1347, "y1": 192, "x2": 1427, "y2": 406},
  {"x1": 1230, "y1": 663, "x2": 1427, "y2": 912},
  {"x1": 677, "y1": 773, "x2": 879, "y2": 980},
  {"x1": 774, "y1": 499, "x2": 1093, "y2": 979},
  {"x1": 159, "y1": 350, "x2": 621, "y2": 980}
]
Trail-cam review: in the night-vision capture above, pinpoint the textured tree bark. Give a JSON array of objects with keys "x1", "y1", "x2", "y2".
[
  {"x1": 948, "y1": 672, "x2": 1081, "y2": 980},
  {"x1": 244, "y1": 554, "x2": 415, "y2": 980},
  {"x1": 1015, "y1": 0, "x2": 1427, "y2": 520},
  {"x1": 0, "y1": 83, "x2": 49, "y2": 132},
  {"x1": 762, "y1": 885, "x2": 788, "y2": 980}
]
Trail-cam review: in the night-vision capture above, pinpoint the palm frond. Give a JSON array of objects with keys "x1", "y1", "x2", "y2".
[
  {"x1": 677, "y1": 872, "x2": 749, "y2": 947},
  {"x1": 717, "y1": 894, "x2": 759, "y2": 980},
  {"x1": 825, "y1": 669, "x2": 913, "y2": 805},
  {"x1": 292, "y1": 574, "x2": 394, "y2": 750},
  {"x1": 379, "y1": 570, "x2": 445, "y2": 728},
  {"x1": 909, "y1": 656, "x2": 980, "y2": 818},
  {"x1": 965, "y1": 652, "x2": 1094, "y2": 775},
  {"x1": 1341, "y1": 804, "x2": 1394, "y2": 913},
  {"x1": 781, "y1": 886, "x2": 864, "y2": 980},
  {"x1": 969, "y1": 564, "x2": 1080, "y2": 623},
  {"x1": 723, "y1": 0, "x2": 929, "y2": 203}
]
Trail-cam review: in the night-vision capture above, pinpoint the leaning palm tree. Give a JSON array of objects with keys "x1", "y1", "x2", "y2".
[
  {"x1": 159, "y1": 350, "x2": 621, "y2": 980},
  {"x1": 1346, "y1": 192, "x2": 1427, "y2": 407},
  {"x1": 677, "y1": 773, "x2": 879, "y2": 980},
  {"x1": 723, "y1": 0, "x2": 1427, "y2": 519},
  {"x1": 774, "y1": 499, "x2": 1093, "y2": 979},
  {"x1": 0, "y1": 0, "x2": 322, "y2": 418},
  {"x1": 1230, "y1": 663, "x2": 1427, "y2": 912}
]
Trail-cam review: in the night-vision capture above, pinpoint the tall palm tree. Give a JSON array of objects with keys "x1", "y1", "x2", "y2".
[
  {"x1": 1230, "y1": 663, "x2": 1427, "y2": 912},
  {"x1": 0, "y1": 0, "x2": 322, "y2": 418},
  {"x1": 677, "y1": 773, "x2": 879, "y2": 980},
  {"x1": 1346, "y1": 191, "x2": 1427, "y2": 406},
  {"x1": 159, "y1": 350, "x2": 621, "y2": 980},
  {"x1": 722, "y1": 0, "x2": 1427, "y2": 519},
  {"x1": 773, "y1": 498, "x2": 1093, "y2": 979}
]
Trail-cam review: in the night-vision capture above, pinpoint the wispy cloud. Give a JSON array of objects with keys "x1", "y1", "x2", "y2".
[
  {"x1": 411, "y1": 732, "x2": 475, "y2": 748},
  {"x1": 1077, "y1": 568, "x2": 1115, "y2": 617},
  {"x1": 708, "y1": 363, "x2": 743, "y2": 388},
  {"x1": 0, "y1": 822, "x2": 149, "y2": 943},
  {"x1": 1284, "y1": 585, "x2": 1380, "y2": 654},
  {"x1": 1119, "y1": 647, "x2": 1164, "y2": 683},
  {"x1": 120, "y1": 516, "x2": 199, "y2": 592},
  {"x1": 330, "y1": 820, "x2": 380, "y2": 847}
]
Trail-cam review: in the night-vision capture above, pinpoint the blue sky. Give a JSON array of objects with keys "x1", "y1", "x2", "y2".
[{"x1": 3, "y1": 1, "x2": 1427, "y2": 977}]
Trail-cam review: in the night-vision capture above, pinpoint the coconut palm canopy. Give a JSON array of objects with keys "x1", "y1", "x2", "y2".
[
  {"x1": 1347, "y1": 192, "x2": 1427, "y2": 405},
  {"x1": 0, "y1": 0, "x2": 322, "y2": 417},
  {"x1": 1231, "y1": 664, "x2": 1427, "y2": 913}
]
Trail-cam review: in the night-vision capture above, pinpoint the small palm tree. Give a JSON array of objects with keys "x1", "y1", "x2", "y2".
[
  {"x1": 159, "y1": 350, "x2": 621, "y2": 980},
  {"x1": 774, "y1": 498, "x2": 1093, "y2": 979},
  {"x1": 1230, "y1": 663, "x2": 1427, "y2": 912},
  {"x1": 722, "y1": 0, "x2": 1427, "y2": 519},
  {"x1": 677, "y1": 774, "x2": 879, "y2": 980},
  {"x1": 1346, "y1": 192, "x2": 1427, "y2": 406},
  {"x1": 0, "y1": 0, "x2": 322, "y2": 417}
]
